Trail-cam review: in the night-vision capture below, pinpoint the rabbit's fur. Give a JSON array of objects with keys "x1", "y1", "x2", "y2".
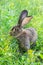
[{"x1": 10, "y1": 10, "x2": 37, "y2": 51}]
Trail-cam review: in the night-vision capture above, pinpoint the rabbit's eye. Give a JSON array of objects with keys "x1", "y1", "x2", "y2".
[
  {"x1": 15, "y1": 28, "x2": 17, "y2": 31},
  {"x1": 14, "y1": 28, "x2": 17, "y2": 31},
  {"x1": 15, "y1": 28, "x2": 19, "y2": 31}
]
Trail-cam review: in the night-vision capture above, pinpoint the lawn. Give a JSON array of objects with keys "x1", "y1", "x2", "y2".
[{"x1": 0, "y1": 0, "x2": 43, "y2": 65}]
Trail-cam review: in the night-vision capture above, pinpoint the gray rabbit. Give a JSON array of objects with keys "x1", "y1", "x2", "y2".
[{"x1": 10, "y1": 10, "x2": 37, "y2": 52}]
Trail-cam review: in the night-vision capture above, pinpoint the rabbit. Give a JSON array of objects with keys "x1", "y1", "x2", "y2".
[{"x1": 10, "y1": 10, "x2": 37, "y2": 52}]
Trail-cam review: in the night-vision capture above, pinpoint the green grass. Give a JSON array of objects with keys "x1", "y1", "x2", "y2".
[{"x1": 0, "y1": 0, "x2": 43, "y2": 65}]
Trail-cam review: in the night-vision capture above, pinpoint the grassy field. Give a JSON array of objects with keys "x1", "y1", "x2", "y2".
[{"x1": 0, "y1": 0, "x2": 43, "y2": 65}]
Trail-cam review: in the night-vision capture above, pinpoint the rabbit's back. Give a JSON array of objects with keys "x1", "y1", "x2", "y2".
[{"x1": 26, "y1": 28, "x2": 37, "y2": 43}]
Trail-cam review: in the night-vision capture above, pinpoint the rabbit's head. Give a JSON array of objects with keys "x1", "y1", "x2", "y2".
[
  {"x1": 10, "y1": 25, "x2": 22, "y2": 36},
  {"x1": 10, "y1": 10, "x2": 32, "y2": 37}
]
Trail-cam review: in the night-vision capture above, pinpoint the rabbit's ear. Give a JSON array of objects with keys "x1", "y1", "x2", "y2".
[
  {"x1": 22, "y1": 16, "x2": 33, "y2": 26},
  {"x1": 18, "y1": 10, "x2": 28, "y2": 27}
]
